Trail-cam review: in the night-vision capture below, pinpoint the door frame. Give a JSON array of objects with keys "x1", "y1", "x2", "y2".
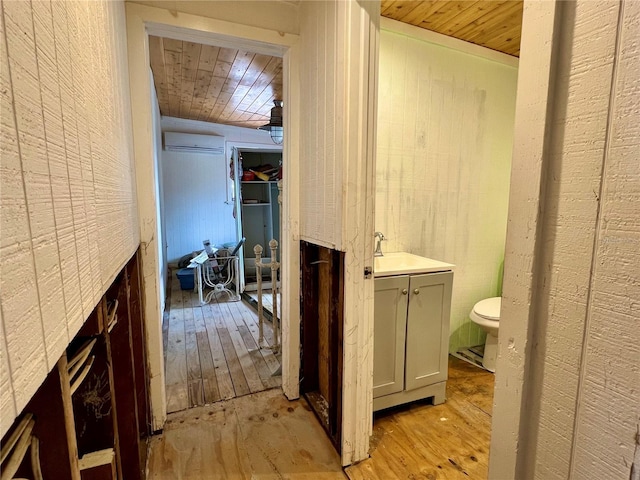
[
  {"x1": 125, "y1": 2, "x2": 301, "y2": 431},
  {"x1": 231, "y1": 145, "x2": 283, "y2": 294}
]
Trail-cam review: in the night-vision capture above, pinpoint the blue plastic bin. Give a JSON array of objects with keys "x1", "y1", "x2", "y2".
[{"x1": 176, "y1": 268, "x2": 195, "y2": 290}]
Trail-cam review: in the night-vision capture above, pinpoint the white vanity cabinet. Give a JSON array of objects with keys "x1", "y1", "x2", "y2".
[{"x1": 373, "y1": 270, "x2": 453, "y2": 411}]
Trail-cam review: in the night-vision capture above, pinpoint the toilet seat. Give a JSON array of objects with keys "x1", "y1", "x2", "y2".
[{"x1": 472, "y1": 297, "x2": 501, "y2": 321}]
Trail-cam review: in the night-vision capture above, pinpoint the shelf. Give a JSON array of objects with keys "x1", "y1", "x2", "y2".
[
  {"x1": 241, "y1": 180, "x2": 278, "y2": 184},
  {"x1": 242, "y1": 202, "x2": 271, "y2": 207}
]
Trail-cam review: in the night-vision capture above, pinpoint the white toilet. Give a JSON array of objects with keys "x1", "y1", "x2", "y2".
[{"x1": 469, "y1": 297, "x2": 501, "y2": 372}]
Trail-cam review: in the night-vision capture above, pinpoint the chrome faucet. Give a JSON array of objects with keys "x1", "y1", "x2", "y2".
[{"x1": 374, "y1": 232, "x2": 386, "y2": 257}]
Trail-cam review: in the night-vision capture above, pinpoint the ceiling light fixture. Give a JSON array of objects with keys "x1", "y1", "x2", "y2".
[{"x1": 258, "y1": 100, "x2": 283, "y2": 145}]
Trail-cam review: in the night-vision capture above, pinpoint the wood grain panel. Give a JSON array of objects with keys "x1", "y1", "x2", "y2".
[
  {"x1": 380, "y1": 0, "x2": 523, "y2": 56},
  {"x1": 149, "y1": 35, "x2": 283, "y2": 128}
]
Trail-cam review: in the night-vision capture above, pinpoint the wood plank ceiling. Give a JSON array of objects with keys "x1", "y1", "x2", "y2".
[
  {"x1": 148, "y1": 2, "x2": 522, "y2": 128},
  {"x1": 149, "y1": 35, "x2": 283, "y2": 128},
  {"x1": 381, "y1": 0, "x2": 524, "y2": 56}
]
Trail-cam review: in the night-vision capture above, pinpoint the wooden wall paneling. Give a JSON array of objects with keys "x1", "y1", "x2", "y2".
[{"x1": 108, "y1": 272, "x2": 143, "y2": 480}]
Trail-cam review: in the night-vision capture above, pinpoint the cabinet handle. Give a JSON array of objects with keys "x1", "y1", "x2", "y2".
[
  {"x1": 402, "y1": 289, "x2": 408, "y2": 295},
  {"x1": 414, "y1": 288, "x2": 420, "y2": 295}
]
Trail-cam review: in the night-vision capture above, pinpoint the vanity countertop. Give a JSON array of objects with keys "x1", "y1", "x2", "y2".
[{"x1": 374, "y1": 252, "x2": 455, "y2": 278}]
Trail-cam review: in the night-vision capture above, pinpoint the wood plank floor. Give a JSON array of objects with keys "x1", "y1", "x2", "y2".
[
  {"x1": 345, "y1": 356, "x2": 494, "y2": 480},
  {"x1": 246, "y1": 289, "x2": 281, "y2": 320},
  {"x1": 163, "y1": 274, "x2": 281, "y2": 413},
  {"x1": 152, "y1": 354, "x2": 493, "y2": 479},
  {"x1": 147, "y1": 388, "x2": 347, "y2": 480}
]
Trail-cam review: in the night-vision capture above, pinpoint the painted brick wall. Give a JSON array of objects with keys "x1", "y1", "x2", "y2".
[
  {"x1": 0, "y1": 0, "x2": 138, "y2": 436},
  {"x1": 376, "y1": 28, "x2": 518, "y2": 353}
]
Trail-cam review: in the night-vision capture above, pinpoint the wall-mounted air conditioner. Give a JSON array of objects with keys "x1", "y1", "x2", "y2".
[{"x1": 164, "y1": 132, "x2": 225, "y2": 155}]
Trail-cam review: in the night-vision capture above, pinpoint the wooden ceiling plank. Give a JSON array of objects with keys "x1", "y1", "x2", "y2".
[
  {"x1": 239, "y1": 54, "x2": 272, "y2": 88},
  {"x1": 416, "y1": 1, "x2": 470, "y2": 31},
  {"x1": 248, "y1": 91, "x2": 278, "y2": 119},
  {"x1": 405, "y1": 1, "x2": 451, "y2": 27},
  {"x1": 452, "y1": 0, "x2": 522, "y2": 38},
  {"x1": 380, "y1": 0, "x2": 415, "y2": 17},
  {"x1": 213, "y1": 59, "x2": 234, "y2": 80},
  {"x1": 437, "y1": 1, "x2": 507, "y2": 36},
  {"x1": 216, "y1": 47, "x2": 238, "y2": 63},
  {"x1": 149, "y1": 35, "x2": 170, "y2": 116},
  {"x1": 163, "y1": 41, "x2": 182, "y2": 117},
  {"x1": 388, "y1": 1, "x2": 437, "y2": 24},
  {"x1": 163, "y1": 37, "x2": 183, "y2": 54},
  {"x1": 198, "y1": 76, "x2": 225, "y2": 122},
  {"x1": 218, "y1": 85, "x2": 252, "y2": 122},
  {"x1": 189, "y1": 70, "x2": 211, "y2": 119},
  {"x1": 197, "y1": 45, "x2": 220, "y2": 72},
  {"x1": 462, "y1": 5, "x2": 522, "y2": 46},
  {"x1": 181, "y1": 41, "x2": 202, "y2": 77},
  {"x1": 180, "y1": 41, "x2": 202, "y2": 117},
  {"x1": 481, "y1": 22, "x2": 522, "y2": 55}
]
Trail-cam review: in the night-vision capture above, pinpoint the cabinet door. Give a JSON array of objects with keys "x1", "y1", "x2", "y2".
[
  {"x1": 373, "y1": 275, "x2": 409, "y2": 398},
  {"x1": 405, "y1": 272, "x2": 453, "y2": 391}
]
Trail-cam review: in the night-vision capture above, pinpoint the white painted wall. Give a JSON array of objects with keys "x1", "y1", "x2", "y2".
[
  {"x1": 376, "y1": 21, "x2": 518, "y2": 353},
  {"x1": 161, "y1": 144, "x2": 236, "y2": 263},
  {"x1": 298, "y1": 0, "x2": 378, "y2": 466},
  {"x1": 151, "y1": 73, "x2": 166, "y2": 310},
  {"x1": 491, "y1": 0, "x2": 640, "y2": 478},
  {"x1": 0, "y1": 0, "x2": 138, "y2": 436}
]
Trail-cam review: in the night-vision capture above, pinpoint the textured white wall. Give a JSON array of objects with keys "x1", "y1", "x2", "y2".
[
  {"x1": 376, "y1": 27, "x2": 517, "y2": 353},
  {"x1": 491, "y1": 1, "x2": 640, "y2": 478},
  {"x1": 0, "y1": 0, "x2": 138, "y2": 436}
]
